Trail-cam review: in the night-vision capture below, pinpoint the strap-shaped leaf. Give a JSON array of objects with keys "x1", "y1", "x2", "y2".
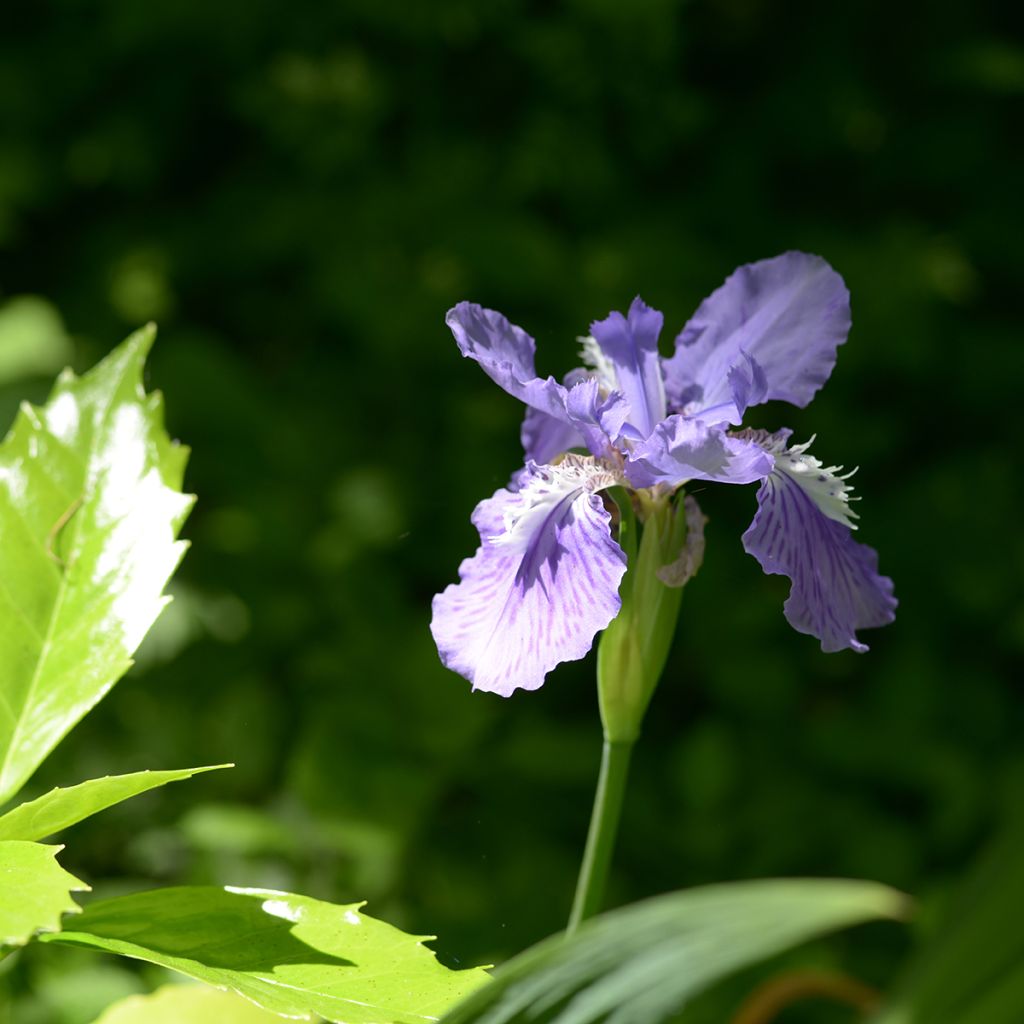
[
  {"x1": 0, "y1": 765, "x2": 231, "y2": 842},
  {"x1": 92, "y1": 984, "x2": 284, "y2": 1023},
  {"x1": 870, "y1": 818, "x2": 1024, "y2": 1024},
  {"x1": 0, "y1": 840, "x2": 89, "y2": 948},
  {"x1": 442, "y1": 879, "x2": 907, "y2": 1024},
  {"x1": 42, "y1": 886, "x2": 491, "y2": 1022},
  {"x1": 0, "y1": 327, "x2": 192, "y2": 805}
]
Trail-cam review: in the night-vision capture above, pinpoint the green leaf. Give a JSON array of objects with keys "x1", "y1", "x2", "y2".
[
  {"x1": 42, "y1": 886, "x2": 491, "y2": 1022},
  {"x1": 442, "y1": 879, "x2": 908, "y2": 1024},
  {"x1": 0, "y1": 326, "x2": 193, "y2": 805},
  {"x1": 92, "y1": 984, "x2": 287, "y2": 1024},
  {"x1": 0, "y1": 840, "x2": 89, "y2": 948},
  {"x1": 0, "y1": 765, "x2": 232, "y2": 841},
  {"x1": 870, "y1": 818, "x2": 1024, "y2": 1024}
]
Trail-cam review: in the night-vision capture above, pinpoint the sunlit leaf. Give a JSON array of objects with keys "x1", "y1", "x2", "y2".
[
  {"x1": 43, "y1": 885, "x2": 491, "y2": 1022},
  {"x1": 0, "y1": 840, "x2": 89, "y2": 948},
  {"x1": 0, "y1": 326, "x2": 193, "y2": 805},
  {"x1": 92, "y1": 983, "x2": 287, "y2": 1024},
  {"x1": 0, "y1": 765, "x2": 231, "y2": 842},
  {"x1": 442, "y1": 879, "x2": 907, "y2": 1024}
]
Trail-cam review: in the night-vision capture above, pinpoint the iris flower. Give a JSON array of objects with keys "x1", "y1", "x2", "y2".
[{"x1": 431, "y1": 252, "x2": 896, "y2": 696}]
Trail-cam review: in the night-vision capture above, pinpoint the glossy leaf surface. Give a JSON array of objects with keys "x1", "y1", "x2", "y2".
[
  {"x1": 443, "y1": 879, "x2": 907, "y2": 1024},
  {"x1": 44, "y1": 885, "x2": 490, "y2": 1022},
  {"x1": 0, "y1": 327, "x2": 193, "y2": 805},
  {"x1": 92, "y1": 984, "x2": 286, "y2": 1024},
  {"x1": 0, "y1": 840, "x2": 88, "y2": 948},
  {"x1": 0, "y1": 765, "x2": 231, "y2": 841}
]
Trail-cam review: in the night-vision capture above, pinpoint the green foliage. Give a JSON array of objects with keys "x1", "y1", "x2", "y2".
[
  {"x1": 0, "y1": 840, "x2": 88, "y2": 948},
  {"x1": 92, "y1": 984, "x2": 286, "y2": 1024},
  {"x1": 0, "y1": 3, "x2": 1019, "y2": 1018},
  {"x1": 444, "y1": 879, "x2": 906, "y2": 1024},
  {"x1": 0, "y1": 296, "x2": 72, "y2": 386},
  {"x1": 0, "y1": 326, "x2": 192, "y2": 805},
  {"x1": 870, "y1": 820, "x2": 1024, "y2": 1024},
  {"x1": 42, "y1": 886, "x2": 490, "y2": 1023},
  {"x1": 0, "y1": 766, "x2": 231, "y2": 842}
]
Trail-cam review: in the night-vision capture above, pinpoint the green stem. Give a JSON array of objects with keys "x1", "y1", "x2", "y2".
[{"x1": 567, "y1": 737, "x2": 635, "y2": 935}]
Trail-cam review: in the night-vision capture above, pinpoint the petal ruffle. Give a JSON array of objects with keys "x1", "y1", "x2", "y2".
[
  {"x1": 451, "y1": 303, "x2": 626, "y2": 462},
  {"x1": 431, "y1": 457, "x2": 627, "y2": 695},
  {"x1": 741, "y1": 450, "x2": 896, "y2": 652},
  {"x1": 447, "y1": 302, "x2": 569, "y2": 421},
  {"x1": 590, "y1": 297, "x2": 667, "y2": 440},
  {"x1": 662, "y1": 252, "x2": 851, "y2": 420},
  {"x1": 625, "y1": 415, "x2": 773, "y2": 489}
]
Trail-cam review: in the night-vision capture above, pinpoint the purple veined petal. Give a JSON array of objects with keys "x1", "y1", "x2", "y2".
[
  {"x1": 741, "y1": 436, "x2": 896, "y2": 652},
  {"x1": 590, "y1": 297, "x2": 667, "y2": 439},
  {"x1": 662, "y1": 252, "x2": 851, "y2": 418},
  {"x1": 625, "y1": 414, "x2": 774, "y2": 489},
  {"x1": 431, "y1": 457, "x2": 627, "y2": 696},
  {"x1": 447, "y1": 302, "x2": 571, "y2": 422}
]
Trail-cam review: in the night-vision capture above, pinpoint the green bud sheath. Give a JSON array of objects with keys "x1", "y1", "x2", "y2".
[{"x1": 597, "y1": 492, "x2": 688, "y2": 743}]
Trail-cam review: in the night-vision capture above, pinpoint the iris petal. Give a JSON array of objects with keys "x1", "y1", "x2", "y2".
[
  {"x1": 590, "y1": 297, "x2": 667, "y2": 440},
  {"x1": 742, "y1": 446, "x2": 896, "y2": 652},
  {"x1": 663, "y1": 252, "x2": 851, "y2": 421},
  {"x1": 625, "y1": 415, "x2": 773, "y2": 489},
  {"x1": 431, "y1": 458, "x2": 627, "y2": 695}
]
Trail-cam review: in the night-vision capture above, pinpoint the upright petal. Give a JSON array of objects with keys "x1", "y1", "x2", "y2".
[
  {"x1": 662, "y1": 252, "x2": 851, "y2": 419},
  {"x1": 447, "y1": 302, "x2": 569, "y2": 421},
  {"x1": 741, "y1": 436, "x2": 896, "y2": 652},
  {"x1": 564, "y1": 377, "x2": 631, "y2": 458},
  {"x1": 431, "y1": 457, "x2": 627, "y2": 696},
  {"x1": 590, "y1": 297, "x2": 667, "y2": 439},
  {"x1": 625, "y1": 414, "x2": 773, "y2": 489}
]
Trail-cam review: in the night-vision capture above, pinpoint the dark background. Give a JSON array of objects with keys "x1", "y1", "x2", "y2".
[{"x1": 1, "y1": 1, "x2": 1021, "y2": 1019}]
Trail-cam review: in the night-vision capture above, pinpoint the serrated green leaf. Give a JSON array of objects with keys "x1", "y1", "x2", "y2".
[
  {"x1": 0, "y1": 765, "x2": 232, "y2": 841},
  {"x1": 442, "y1": 879, "x2": 908, "y2": 1024},
  {"x1": 42, "y1": 885, "x2": 491, "y2": 1023},
  {"x1": 92, "y1": 984, "x2": 287, "y2": 1024},
  {"x1": 0, "y1": 326, "x2": 193, "y2": 805},
  {"x1": 0, "y1": 839, "x2": 89, "y2": 948}
]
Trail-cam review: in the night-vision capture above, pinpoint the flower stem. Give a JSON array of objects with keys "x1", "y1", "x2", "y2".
[{"x1": 567, "y1": 737, "x2": 634, "y2": 935}]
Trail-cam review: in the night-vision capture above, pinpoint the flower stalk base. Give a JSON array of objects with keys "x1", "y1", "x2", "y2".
[{"x1": 566, "y1": 737, "x2": 634, "y2": 936}]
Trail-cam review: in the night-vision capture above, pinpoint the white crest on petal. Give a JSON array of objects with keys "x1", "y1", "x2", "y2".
[
  {"x1": 774, "y1": 436, "x2": 859, "y2": 529},
  {"x1": 732, "y1": 428, "x2": 859, "y2": 529},
  {"x1": 492, "y1": 455, "x2": 622, "y2": 552},
  {"x1": 578, "y1": 335, "x2": 619, "y2": 392}
]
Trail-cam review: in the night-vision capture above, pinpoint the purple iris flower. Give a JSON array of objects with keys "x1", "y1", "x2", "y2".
[{"x1": 431, "y1": 252, "x2": 896, "y2": 696}]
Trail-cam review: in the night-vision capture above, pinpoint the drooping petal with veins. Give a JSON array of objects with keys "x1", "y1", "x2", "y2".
[
  {"x1": 741, "y1": 437, "x2": 895, "y2": 652},
  {"x1": 662, "y1": 252, "x2": 851, "y2": 418},
  {"x1": 626, "y1": 415, "x2": 773, "y2": 489},
  {"x1": 431, "y1": 457, "x2": 627, "y2": 696}
]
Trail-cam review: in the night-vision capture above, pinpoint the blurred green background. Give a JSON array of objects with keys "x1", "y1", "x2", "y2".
[{"x1": 1, "y1": 0, "x2": 1021, "y2": 1019}]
